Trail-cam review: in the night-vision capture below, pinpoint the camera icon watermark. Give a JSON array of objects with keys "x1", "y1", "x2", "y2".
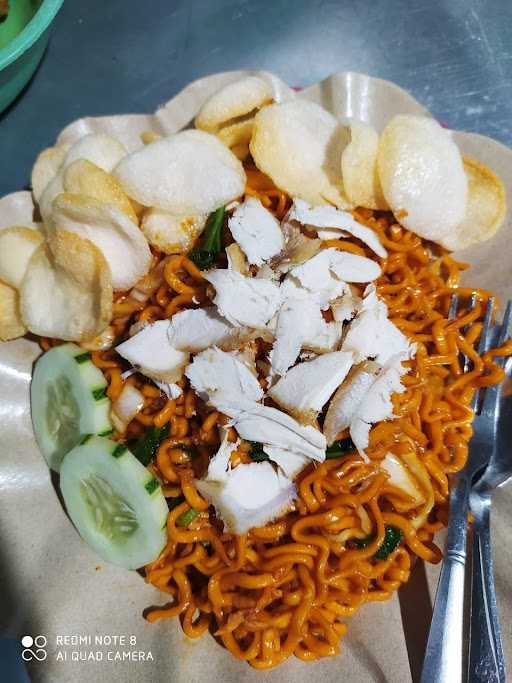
[{"x1": 21, "y1": 635, "x2": 47, "y2": 662}]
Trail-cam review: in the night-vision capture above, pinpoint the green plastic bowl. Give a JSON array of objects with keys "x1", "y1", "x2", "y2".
[{"x1": 0, "y1": 0, "x2": 64, "y2": 113}]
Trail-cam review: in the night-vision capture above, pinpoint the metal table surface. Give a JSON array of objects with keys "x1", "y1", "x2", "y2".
[
  {"x1": 1, "y1": 0, "x2": 512, "y2": 197},
  {"x1": 0, "y1": 2, "x2": 511, "y2": 681}
]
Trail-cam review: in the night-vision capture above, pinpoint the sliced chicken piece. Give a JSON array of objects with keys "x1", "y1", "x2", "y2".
[
  {"x1": 202, "y1": 431, "x2": 240, "y2": 482},
  {"x1": 380, "y1": 452, "x2": 425, "y2": 505},
  {"x1": 342, "y1": 285, "x2": 415, "y2": 364},
  {"x1": 289, "y1": 198, "x2": 387, "y2": 258},
  {"x1": 284, "y1": 250, "x2": 349, "y2": 307},
  {"x1": 255, "y1": 263, "x2": 280, "y2": 281},
  {"x1": 270, "y1": 218, "x2": 321, "y2": 275},
  {"x1": 302, "y1": 319, "x2": 344, "y2": 353},
  {"x1": 270, "y1": 273, "x2": 346, "y2": 377},
  {"x1": 324, "y1": 354, "x2": 407, "y2": 459},
  {"x1": 268, "y1": 351, "x2": 353, "y2": 423},
  {"x1": 269, "y1": 296, "x2": 325, "y2": 377},
  {"x1": 349, "y1": 418, "x2": 373, "y2": 458},
  {"x1": 128, "y1": 319, "x2": 149, "y2": 337},
  {"x1": 285, "y1": 248, "x2": 380, "y2": 310},
  {"x1": 331, "y1": 287, "x2": 362, "y2": 322},
  {"x1": 400, "y1": 451, "x2": 435, "y2": 529},
  {"x1": 212, "y1": 394, "x2": 326, "y2": 461},
  {"x1": 325, "y1": 249, "x2": 381, "y2": 283},
  {"x1": 153, "y1": 381, "x2": 183, "y2": 400},
  {"x1": 349, "y1": 357, "x2": 407, "y2": 455},
  {"x1": 262, "y1": 446, "x2": 310, "y2": 479},
  {"x1": 116, "y1": 320, "x2": 189, "y2": 383},
  {"x1": 196, "y1": 460, "x2": 296, "y2": 534},
  {"x1": 356, "y1": 358, "x2": 405, "y2": 425},
  {"x1": 205, "y1": 269, "x2": 281, "y2": 328},
  {"x1": 185, "y1": 347, "x2": 264, "y2": 404},
  {"x1": 323, "y1": 361, "x2": 380, "y2": 445},
  {"x1": 228, "y1": 344, "x2": 258, "y2": 376},
  {"x1": 228, "y1": 197, "x2": 284, "y2": 266},
  {"x1": 167, "y1": 306, "x2": 245, "y2": 353}
]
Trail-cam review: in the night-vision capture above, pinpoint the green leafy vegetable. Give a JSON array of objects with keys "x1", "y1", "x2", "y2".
[
  {"x1": 189, "y1": 206, "x2": 226, "y2": 270},
  {"x1": 133, "y1": 424, "x2": 170, "y2": 466},
  {"x1": 374, "y1": 526, "x2": 403, "y2": 560},
  {"x1": 353, "y1": 525, "x2": 403, "y2": 560},
  {"x1": 176, "y1": 507, "x2": 199, "y2": 527},
  {"x1": 249, "y1": 442, "x2": 269, "y2": 462},
  {"x1": 325, "y1": 437, "x2": 356, "y2": 459}
]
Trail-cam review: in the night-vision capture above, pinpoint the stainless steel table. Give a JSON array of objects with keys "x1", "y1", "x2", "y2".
[{"x1": 1, "y1": 0, "x2": 511, "y2": 196}]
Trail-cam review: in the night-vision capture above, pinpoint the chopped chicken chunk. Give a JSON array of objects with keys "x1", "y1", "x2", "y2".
[
  {"x1": 323, "y1": 362, "x2": 379, "y2": 445},
  {"x1": 270, "y1": 254, "x2": 352, "y2": 376},
  {"x1": 380, "y1": 452, "x2": 424, "y2": 505},
  {"x1": 324, "y1": 356, "x2": 407, "y2": 459},
  {"x1": 201, "y1": 430, "x2": 240, "y2": 482},
  {"x1": 269, "y1": 296, "x2": 327, "y2": 377},
  {"x1": 262, "y1": 446, "x2": 310, "y2": 479},
  {"x1": 285, "y1": 248, "x2": 380, "y2": 311},
  {"x1": 196, "y1": 460, "x2": 296, "y2": 534},
  {"x1": 229, "y1": 344, "x2": 258, "y2": 376},
  {"x1": 270, "y1": 218, "x2": 321, "y2": 275},
  {"x1": 211, "y1": 395, "x2": 326, "y2": 461},
  {"x1": 331, "y1": 287, "x2": 362, "y2": 322},
  {"x1": 116, "y1": 320, "x2": 189, "y2": 383},
  {"x1": 356, "y1": 358, "x2": 405, "y2": 425},
  {"x1": 268, "y1": 351, "x2": 353, "y2": 423},
  {"x1": 205, "y1": 269, "x2": 281, "y2": 328},
  {"x1": 167, "y1": 306, "x2": 244, "y2": 352},
  {"x1": 342, "y1": 285, "x2": 415, "y2": 364},
  {"x1": 153, "y1": 381, "x2": 183, "y2": 399},
  {"x1": 349, "y1": 418, "x2": 373, "y2": 457},
  {"x1": 302, "y1": 319, "x2": 344, "y2": 353},
  {"x1": 284, "y1": 250, "x2": 349, "y2": 307},
  {"x1": 228, "y1": 197, "x2": 284, "y2": 265},
  {"x1": 289, "y1": 198, "x2": 387, "y2": 257},
  {"x1": 349, "y1": 357, "x2": 407, "y2": 454},
  {"x1": 185, "y1": 347, "x2": 264, "y2": 404}
]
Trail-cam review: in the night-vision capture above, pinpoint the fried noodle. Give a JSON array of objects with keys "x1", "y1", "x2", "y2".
[{"x1": 39, "y1": 166, "x2": 512, "y2": 669}]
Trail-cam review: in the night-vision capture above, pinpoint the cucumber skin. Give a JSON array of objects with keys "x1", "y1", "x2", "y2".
[
  {"x1": 31, "y1": 343, "x2": 112, "y2": 472},
  {"x1": 60, "y1": 437, "x2": 168, "y2": 570}
]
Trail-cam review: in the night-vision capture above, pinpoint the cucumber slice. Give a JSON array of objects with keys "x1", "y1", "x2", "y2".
[
  {"x1": 31, "y1": 343, "x2": 112, "y2": 471},
  {"x1": 60, "y1": 437, "x2": 168, "y2": 569}
]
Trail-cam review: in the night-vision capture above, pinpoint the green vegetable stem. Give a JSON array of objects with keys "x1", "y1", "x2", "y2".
[
  {"x1": 176, "y1": 507, "x2": 199, "y2": 527},
  {"x1": 353, "y1": 525, "x2": 403, "y2": 560},
  {"x1": 133, "y1": 424, "x2": 170, "y2": 466},
  {"x1": 325, "y1": 437, "x2": 356, "y2": 459},
  {"x1": 189, "y1": 206, "x2": 226, "y2": 270}
]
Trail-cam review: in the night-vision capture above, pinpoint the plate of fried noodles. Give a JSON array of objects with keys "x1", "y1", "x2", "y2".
[{"x1": 1, "y1": 70, "x2": 511, "y2": 682}]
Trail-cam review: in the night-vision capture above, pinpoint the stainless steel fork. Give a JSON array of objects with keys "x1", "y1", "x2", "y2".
[
  {"x1": 468, "y1": 301, "x2": 512, "y2": 683},
  {"x1": 421, "y1": 295, "x2": 499, "y2": 683}
]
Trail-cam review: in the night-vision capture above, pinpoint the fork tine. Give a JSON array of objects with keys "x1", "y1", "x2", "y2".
[
  {"x1": 496, "y1": 299, "x2": 512, "y2": 349},
  {"x1": 448, "y1": 293, "x2": 458, "y2": 320},
  {"x1": 473, "y1": 298, "x2": 509, "y2": 414},
  {"x1": 471, "y1": 297, "x2": 495, "y2": 412},
  {"x1": 463, "y1": 294, "x2": 479, "y2": 373},
  {"x1": 477, "y1": 297, "x2": 495, "y2": 354}
]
